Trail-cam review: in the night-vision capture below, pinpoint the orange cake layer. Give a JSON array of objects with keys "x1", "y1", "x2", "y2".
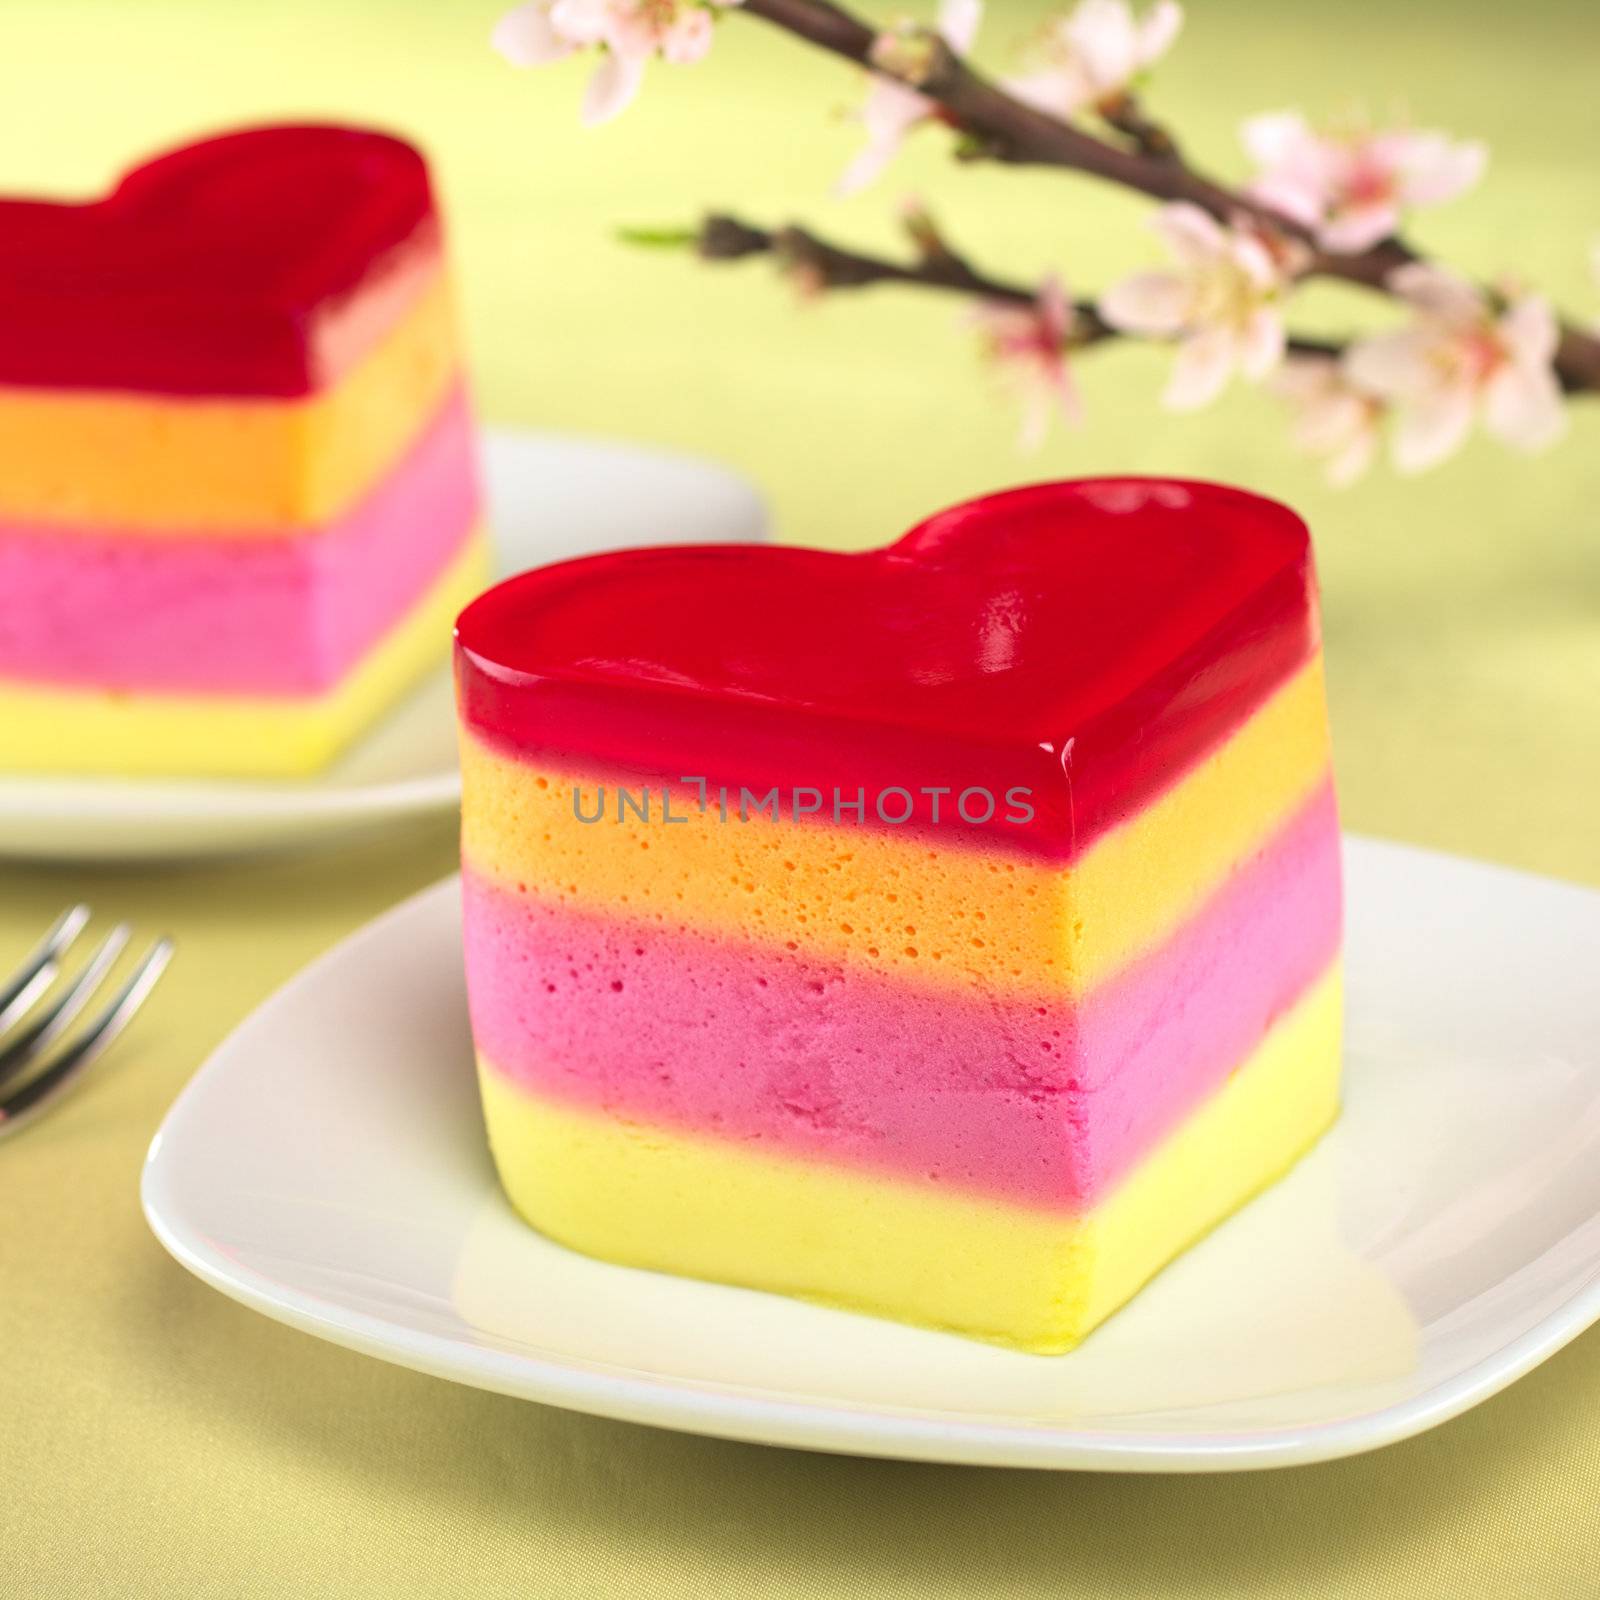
[
  {"x1": 0, "y1": 271, "x2": 460, "y2": 532},
  {"x1": 461, "y1": 654, "x2": 1331, "y2": 995}
]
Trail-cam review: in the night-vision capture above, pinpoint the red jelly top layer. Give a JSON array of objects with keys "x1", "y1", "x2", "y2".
[
  {"x1": 0, "y1": 124, "x2": 440, "y2": 397},
  {"x1": 455, "y1": 479, "x2": 1321, "y2": 859}
]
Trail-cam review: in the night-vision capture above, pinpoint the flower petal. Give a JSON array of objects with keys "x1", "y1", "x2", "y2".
[
  {"x1": 1392, "y1": 386, "x2": 1475, "y2": 473},
  {"x1": 1497, "y1": 295, "x2": 1559, "y2": 367},
  {"x1": 1238, "y1": 305, "x2": 1285, "y2": 379},
  {"x1": 1319, "y1": 201, "x2": 1401, "y2": 254},
  {"x1": 835, "y1": 81, "x2": 928, "y2": 194},
  {"x1": 1098, "y1": 269, "x2": 1190, "y2": 334},
  {"x1": 582, "y1": 49, "x2": 648, "y2": 124},
  {"x1": 491, "y1": 1, "x2": 575, "y2": 65},
  {"x1": 1017, "y1": 385, "x2": 1052, "y2": 452},
  {"x1": 1240, "y1": 109, "x2": 1313, "y2": 169},
  {"x1": 549, "y1": 0, "x2": 610, "y2": 46},
  {"x1": 1137, "y1": 0, "x2": 1184, "y2": 66},
  {"x1": 1053, "y1": 355, "x2": 1086, "y2": 428},
  {"x1": 860, "y1": 78, "x2": 929, "y2": 143},
  {"x1": 1386, "y1": 262, "x2": 1484, "y2": 325},
  {"x1": 1067, "y1": 0, "x2": 1139, "y2": 90},
  {"x1": 1017, "y1": 346, "x2": 1083, "y2": 446},
  {"x1": 1344, "y1": 328, "x2": 1440, "y2": 399},
  {"x1": 836, "y1": 143, "x2": 894, "y2": 196},
  {"x1": 937, "y1": 0, "x2": 984, "y2": 53},
  {"x1": 1275, "y1": 353, "x2": 1381, "y2": 483},
  {"x1": 1230, "y1": 228, "x2": 1281, "y2": 291},
  {"x1": 661, "y1": 5, "x2": 715, "y2": 63},
  {"x1": 1002, "y1": 66, "x2": 1092, "y2": 117},
  {"x1": 1397, "y1": 136, "x2": 1486, "y2": 208},
  {"x1": 1037, "y1": 271, "x2": 1074, "y2": 341},
  {"x1": 1325, "y1": 425, "x2": 1377, "y2": 487},
  {"x1": 1247, "y1": 173, "x2": 1326, "y2": 230},
  {"x1": 602, "y1": 3, "x2": 667, "y2": 59},
  {"x1": 1483, "y1": 359, "x2": 1566, "y2": 451},
  {"x1": 1163, "y1": 327, "x2": 1235, "y2": 410},
  {"x1": 1150, "y1": 200, "x2": 1225, "y2": 264}
]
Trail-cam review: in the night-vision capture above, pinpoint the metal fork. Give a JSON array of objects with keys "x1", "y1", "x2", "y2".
[{"x1": 0, "y1": 906, "x2": 173, "y2": 1141}]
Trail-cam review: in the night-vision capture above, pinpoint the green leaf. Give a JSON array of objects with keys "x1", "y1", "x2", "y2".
[{"x1": 616, "y1": 224, "x2": 700, "y2": 250}]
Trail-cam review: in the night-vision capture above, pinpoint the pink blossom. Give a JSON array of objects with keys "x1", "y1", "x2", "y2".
[
  {"x1": 1272, "y1": 355, "x2": 1383, "y2": 486},
  {"x1": 836, "y1": 0, "x2": 983, "y2": 196},
  {"x1": 493, "y1": 0, "x2": 737, "y2": 124},
  {"x1": 971, "y1": 275, "x2": 1081, "y2": 447},
  {"x1": 1344, "y1": 264, "x2": 1565, "y2": 472},
  {"x1": 1097, "y1": 203, "x2": 1301, "y2": 409},
  {"x1": 1242, "y1": 112, "x2": 1485, "y2": 254},
  {"x1": 1006, "y1": 0, "x2": 1183, "y2": 120}
]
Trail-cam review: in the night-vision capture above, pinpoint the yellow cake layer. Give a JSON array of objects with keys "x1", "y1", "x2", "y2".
[
  {"x1": 0, "y1": 532, "x2": 489, "y2": 777},
  {"x1": 0, "y1": 273, "x2": 460, "y2": 534},
  {"x1": 478, "y1": 964, "x2": 1343, "y2": 1354},
  {"x1": 461, "y1": 655, "x2": 1332, "y2": 994}
]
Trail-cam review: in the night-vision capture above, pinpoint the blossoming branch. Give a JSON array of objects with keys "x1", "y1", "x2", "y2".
[{"x1": 492, "y1": 0, "x2": 1600, "y2": 482}]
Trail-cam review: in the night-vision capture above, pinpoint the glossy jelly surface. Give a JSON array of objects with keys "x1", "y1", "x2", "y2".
[
  {"x1": 0, "y1": 124, "x2": 438, "y2": 396},
  {"x1": 455, "y1": 479, "x2": 1319, "y2": 857}
]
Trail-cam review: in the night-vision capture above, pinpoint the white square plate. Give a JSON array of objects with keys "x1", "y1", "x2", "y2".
[{"x1": 142, "y1": 838, "x2": 1600, "y2": 1471}]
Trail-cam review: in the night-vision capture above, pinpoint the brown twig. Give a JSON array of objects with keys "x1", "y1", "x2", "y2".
[
  {"x1": 739, "y1": 0, "x2": 1600, "y2": 395},
  {"x1": 695, "y1": 211, "x2": 1347, "y2": 362},
  {"x1": 704, "y1": 211, "x2": 1023, "y2": 301}
]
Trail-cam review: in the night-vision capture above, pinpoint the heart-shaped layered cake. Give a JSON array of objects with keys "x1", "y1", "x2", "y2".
[
  {"x1": 0, "y1": 124, "x2": 486, "y2": 778},
  {"x1": 457, "y1": 479, "x2": 1343, "y2": 1353}
]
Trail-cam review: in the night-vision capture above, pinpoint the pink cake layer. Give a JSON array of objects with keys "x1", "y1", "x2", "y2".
[
  {"x1": 465, "y1": 776, "x2": 1341, "y2": 1212},
  {"x1": 0, "y1": 383, "x2": 478, "y2": 695}
]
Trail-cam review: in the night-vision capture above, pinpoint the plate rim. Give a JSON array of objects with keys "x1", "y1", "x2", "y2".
[{"x1": 141, "y1": 838, "x2": 1600, "y2": 1472}]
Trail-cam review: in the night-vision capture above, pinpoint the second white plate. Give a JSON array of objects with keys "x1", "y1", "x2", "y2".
[
  {"x1": 0, "y1": 428, "x2": 766, "y2": 861},
  {"x1": 142, "y1": 838, "x2": 1600, "y2": 1471}
]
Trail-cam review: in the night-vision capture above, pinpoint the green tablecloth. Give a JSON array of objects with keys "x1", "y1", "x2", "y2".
[{"x1": 3, "y1": 0, "x2": 1598, "y2": 1592}]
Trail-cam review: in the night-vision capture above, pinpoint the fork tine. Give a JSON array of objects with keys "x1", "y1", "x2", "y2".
[
  {"x1": 0, "y1": 905, "x2": 90, "y2": 1035},
  {"x1": 0, "y1": 938, "x2": 174, "y2": 1142},
  {"x1": 0, "y1": 923, "x2": 132, "y2": 1093}
]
